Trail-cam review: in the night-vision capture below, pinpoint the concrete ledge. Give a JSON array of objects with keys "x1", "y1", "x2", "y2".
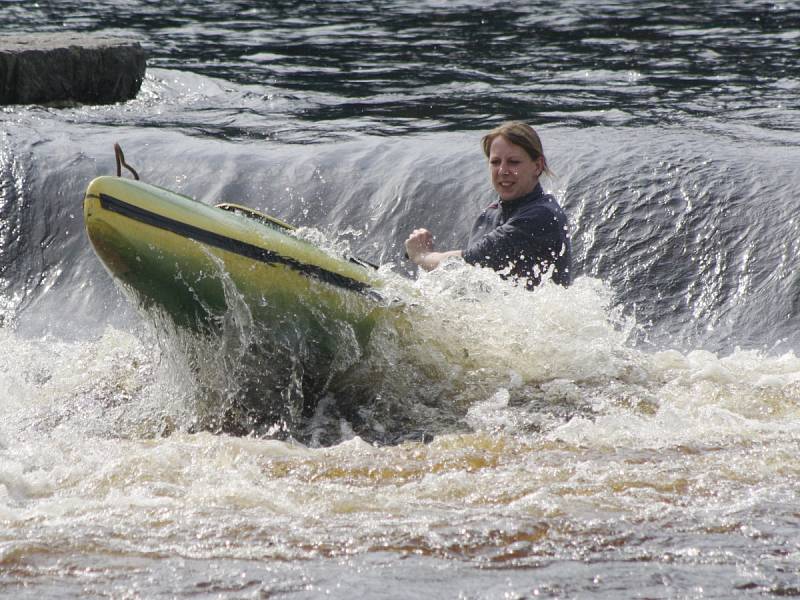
[{"x1": 0, "y1": 32, "x2": 146, "y2": 105}]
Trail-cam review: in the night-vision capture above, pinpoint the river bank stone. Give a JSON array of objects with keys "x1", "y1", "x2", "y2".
[{"x1": 0, "y1": 32, "x2": 146, "y2": 105}]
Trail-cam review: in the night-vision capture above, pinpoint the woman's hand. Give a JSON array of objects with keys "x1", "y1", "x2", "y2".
[
  {"x1": 404, "y1": 228, "x2": 435, "y2": 263},
  {"x1": 404, "y1": 228, "x2": 462, "y2": 271}
]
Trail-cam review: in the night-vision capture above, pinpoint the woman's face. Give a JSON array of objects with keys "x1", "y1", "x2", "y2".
[{"x1": 488, "y1": 135, "x2": 543, "y2": 202}]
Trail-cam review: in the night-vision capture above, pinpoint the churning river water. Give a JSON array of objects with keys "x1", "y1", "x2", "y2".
[{"x1": 2, "y1": 1, "x2": 800, "y2": 598}]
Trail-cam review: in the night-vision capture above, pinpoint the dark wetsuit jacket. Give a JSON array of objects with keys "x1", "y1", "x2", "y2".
[{"x1": 462, "y1": 184, "x2": 572, "y2": 288}]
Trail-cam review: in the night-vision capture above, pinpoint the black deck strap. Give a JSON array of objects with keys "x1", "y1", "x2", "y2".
[{"x1": 98, "y1": 192, "x2": 371, "y2": 294}]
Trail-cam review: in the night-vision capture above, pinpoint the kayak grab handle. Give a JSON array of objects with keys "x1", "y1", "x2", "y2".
[
  {"x1": 217, "y1": 203, "x2": 379, "y2": 270},
  {"x1": 216, "y1": 203, "x2": 295, "y2": 231},
  {"x1": 114, "y1": 143, "x2": 140, "y2": 180}
]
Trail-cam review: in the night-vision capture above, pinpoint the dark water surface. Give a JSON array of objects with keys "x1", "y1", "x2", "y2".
[{"x1": 2, "y1": 2, "x2": 800, "y2": 598}]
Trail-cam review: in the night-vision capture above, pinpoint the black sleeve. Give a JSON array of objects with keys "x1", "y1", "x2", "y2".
[{"x1": 462, "y1": 209, "x2": 564, "y2": 275}]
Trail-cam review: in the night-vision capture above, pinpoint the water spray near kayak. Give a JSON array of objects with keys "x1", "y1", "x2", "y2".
[{"x1": 84, "y1": 144, "x2": 399, "y2": 437}]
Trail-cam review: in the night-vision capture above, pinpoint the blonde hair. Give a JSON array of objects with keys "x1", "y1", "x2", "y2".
[{"x1": 481, "y1": 121, "x2": 552, "y2": 177}]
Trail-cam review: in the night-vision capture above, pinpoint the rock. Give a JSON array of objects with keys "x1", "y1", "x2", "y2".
[{"x1": 0, "y1": 32, "x2": 146, "y2": 105}]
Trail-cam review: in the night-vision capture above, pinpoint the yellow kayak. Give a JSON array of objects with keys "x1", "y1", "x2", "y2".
[{"x1": 83, "y1": 174, "x2": 385, "y2": 345}]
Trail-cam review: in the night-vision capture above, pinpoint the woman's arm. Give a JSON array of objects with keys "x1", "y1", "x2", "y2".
[{"x1": 404, "y1": 228, "x2": 463, "y2": 272}]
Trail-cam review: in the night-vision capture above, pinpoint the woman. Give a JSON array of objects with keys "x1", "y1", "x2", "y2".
[{"x1": 404, "y1": 121, "x2": 572, "y2": 289}]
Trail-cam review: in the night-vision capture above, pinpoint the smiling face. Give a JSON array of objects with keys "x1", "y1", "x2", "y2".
[{"x1": 488, "y1": 135, "x2": 543, "y2": 202}]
